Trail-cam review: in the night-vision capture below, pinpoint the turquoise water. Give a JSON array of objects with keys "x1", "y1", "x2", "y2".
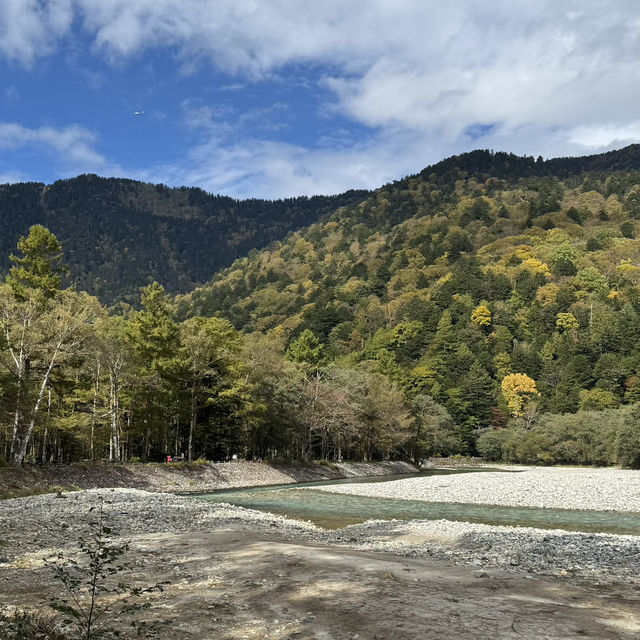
[{"x1": 195, "y1": 471, "x2": 640, "y2": 534}]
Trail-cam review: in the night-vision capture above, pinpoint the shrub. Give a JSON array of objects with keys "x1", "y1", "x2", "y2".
[
  {"x1": 45, "y1": 501, "x2": 170, "y2": 639},
  {"x1": 476, "y1": 429, "x2": 508, "y2": 461},
  {"x1": 616, "y1": 404, "x2": 640, "y2": 468}
]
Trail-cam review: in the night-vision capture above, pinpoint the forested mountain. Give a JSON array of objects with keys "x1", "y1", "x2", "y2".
[
  {"x1": 0, "y1": 175, "x2": 368, "y2": 304},
  {"x1": 4, "y1": 145, "x2": 640, "y2": 468},
  {"x1": 173, "y1": 145, "x2": 640, "y2": 465}
]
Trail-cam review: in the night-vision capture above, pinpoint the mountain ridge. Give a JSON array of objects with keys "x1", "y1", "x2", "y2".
[{"x1": 3, "y1": 144, "x2": 640, "y2": 305}]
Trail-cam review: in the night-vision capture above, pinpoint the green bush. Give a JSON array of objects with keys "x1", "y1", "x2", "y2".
[
  {"x1": 476, "y1": 429, "x2": 508, "y2": 461},
  {"x1": 616, "y1": 404, "x2": 640, "y2": 468},
  {"x1": 503, "y1": 429, "x2": 554, "y2": 465},
  {"x1": 476, "y1": 405, "x2": 638, "y2": 467}
]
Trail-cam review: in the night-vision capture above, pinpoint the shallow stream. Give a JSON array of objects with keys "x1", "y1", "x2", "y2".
[{"x1": 196, "y1": 469, "x2": 640, "y2": 534}]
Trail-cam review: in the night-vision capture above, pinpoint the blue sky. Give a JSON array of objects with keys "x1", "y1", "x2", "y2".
[{"x1": 1, "y1": 1, "x2": 640, "y2": 199}]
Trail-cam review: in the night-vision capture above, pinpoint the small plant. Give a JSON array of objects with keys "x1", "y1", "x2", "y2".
[
  {"x1": 314, "y1": 460, "x2": 339, "y2": 471},
  {"x1": 0, "y1": 607, "x2": 66, "y2": 640},
  {"x1": 45, "y1": 502, "x2": 169, "y2": 639}
]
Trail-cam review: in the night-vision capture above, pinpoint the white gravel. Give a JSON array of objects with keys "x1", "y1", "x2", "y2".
[
  {"x1": 2, "y1": 485, "x2": 640, "y2": 582},
  {"x1": 310, "y1": 467, "x2": 640, "y2": 512},
  {"x1": 325, "y1": 518, "x2": 640, "y2": 579}
]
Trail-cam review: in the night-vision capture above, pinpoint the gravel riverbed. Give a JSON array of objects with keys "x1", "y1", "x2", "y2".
[
  {"x1": 1, "y1": 481, "x2": 640, "y2": 583},
  {"x1": 311, "y1": 466, "x2": 640, "y2": 512}
]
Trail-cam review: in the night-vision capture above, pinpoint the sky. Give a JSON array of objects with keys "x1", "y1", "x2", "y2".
[{"x1": 1, "y1": 1, "x2": 640, "y2": 199}]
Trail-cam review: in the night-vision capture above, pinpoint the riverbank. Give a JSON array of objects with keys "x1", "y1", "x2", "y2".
[
  {"x1": 1, "y1": 488, "x2": 640, "y2": 638},
  {"x1": 0, "y1": 459, "x2": 416, "y2": 499},
  {"x1": 2, "y1": 487, "x2": 640, "y2": 581},
  {"x1": 313, "y1": 466, "x2": 640, "y2": 512}
]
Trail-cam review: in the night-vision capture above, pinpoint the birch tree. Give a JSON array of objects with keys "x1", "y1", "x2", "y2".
[
  {"x1": 2, "y1": 287, "x2": 100, "y2": 463},
  {"x1": 94, "y1": 315, "x2": 130, "y2": 461}
]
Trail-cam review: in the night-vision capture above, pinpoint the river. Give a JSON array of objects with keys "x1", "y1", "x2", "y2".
[{"x1": 195, "y1": 469, "x2": 640, "y2": 534}]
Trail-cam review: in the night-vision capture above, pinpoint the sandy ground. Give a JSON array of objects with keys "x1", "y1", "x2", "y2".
[{"x1": 3, "y1": 526, "x2": 640, "y2": 640}]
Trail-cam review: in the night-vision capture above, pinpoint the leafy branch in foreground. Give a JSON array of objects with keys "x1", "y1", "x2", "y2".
[{"x1": 44, "y1": 502, "x2": 170, "y2": 639}]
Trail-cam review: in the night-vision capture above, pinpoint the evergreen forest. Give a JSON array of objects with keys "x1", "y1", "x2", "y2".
[
  {"x1": 0, "y1": 175, "x2": 368, "y2": 304},
  {"x1": 3, "y1": 146, "x2": 640, "y2": 467}
]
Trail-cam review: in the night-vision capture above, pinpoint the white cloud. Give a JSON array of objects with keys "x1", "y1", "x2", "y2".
[
  {"x1": 0, "y1": 0, "x2": 73, "y2": 66},
  {"x1": 3, "y1": 1, "x2": 640, "y2": 195},
  {"x1": 136, "y1": 128, "x2": 441, "y2": 199},
  {"x1": 568, "y1": 124, "x2": 640, "y2": 149},
  {"x1": 0, "y1": 122, "x2": 123, "y2": 176}
]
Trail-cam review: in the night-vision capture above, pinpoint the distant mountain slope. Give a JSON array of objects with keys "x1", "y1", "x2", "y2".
[
  {"x1": 4, "y1": 145, "x2": 640, "y2": 307},
  {"x1": 176, "y1": 145, "x2": 640, "y2": 426},
  {"x1": 417, "y1": 144, "x2": 640, "y2": 182},
  {"x1": 179, "y1": 144, "x2": 640, "y2": 327},
  {"x1": 0, "y1": 175, "x2": 368, "y2": 304}
]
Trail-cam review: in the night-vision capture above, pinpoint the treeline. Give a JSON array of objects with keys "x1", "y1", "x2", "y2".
[
  {"x1": 0, "y1": 175, "x2": 369, "y2": 304},
  {"x1": 0, "y1": 226, "x2": 441, "y2": 465},
  {"x1": 478, "y1": 404, "x2": 640, "y2": 468},
  {"x1": 2, "y1": 226, "x2": 640, "y2": 468}
]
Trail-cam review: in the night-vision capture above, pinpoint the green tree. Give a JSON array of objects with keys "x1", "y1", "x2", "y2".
[
  {"x1": 178, "y1": 316, "x2": 247, "y2": 461},
  {"x1": 410, "y1": 394, "x2": 460, "y2": 462},
  {"x1": 579, "y1": 388, "x2": 619, "y2": 411},
  {"x1": 94, "y1": 315, "x2": 131, "y2": 461},
  {"x1": 241, "y1": 332, "x2": 305, "y2": 460},
  {"x1": 556, "y1": 312, "x2": 579, "y2": 333},
  {"x1": 616, "y1": 404, "x2": 640, "y2": 468},
  {"x1": 286, "y1": 329, "x2": 325, "y2": 373},
  {"x1": 471, "y1": 304, "x2": 491, "y2": 327},
  {"x1": 126, "y1": 282, "x2": 180, "y2": 459},
  {"x1": 1, "y1": 287, "x2": 100, "y2": 464},
  {"x1": 7, "y1": 225, "x2": 68, "y2": 299}
]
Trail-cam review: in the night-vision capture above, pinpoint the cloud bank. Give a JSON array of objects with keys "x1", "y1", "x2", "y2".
[{"x1": 2, "y1": 1, "x2": 640, "y2": 196}]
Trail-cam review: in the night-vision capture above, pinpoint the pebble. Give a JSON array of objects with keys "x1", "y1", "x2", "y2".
[
  {"x1": 1, "y1": 478, "x2": 640, "y2": 584},
  {"x1": 310, "y1": 467, "x2": 640, "y2": 512}
]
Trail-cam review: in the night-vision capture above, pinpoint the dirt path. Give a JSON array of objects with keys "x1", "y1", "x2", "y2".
[{"x1": 3, "y1": 527, "x2": 640, "y2": 639}]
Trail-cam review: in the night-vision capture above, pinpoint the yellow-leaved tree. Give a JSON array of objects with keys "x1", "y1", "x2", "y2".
[
  {"x1": 556, "y1": 312, "x2": 579, "y2": 333},
  {"x1": 471, "y1": 304, "x2": 491, "y2": 327},
  {"x1": 501, "y1": 373, "x2": 540, "y2": 417}
]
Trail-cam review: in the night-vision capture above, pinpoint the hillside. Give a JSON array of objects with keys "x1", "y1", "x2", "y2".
[
  {"x1": 4, "y1": 145, "x2": 640, "y2": 468},
  {"x1": 3, "y1": 146, "x2": 640, "y2": 307},
  {"x1": 0, "y1": 175, "x2": 368, "y2": 304},
  {"x1": 176, "y1": 145, "x2": 640, "y2": 460},
  {"x1": 179, "y1": 145, "x2": 640, "y2": 332}
]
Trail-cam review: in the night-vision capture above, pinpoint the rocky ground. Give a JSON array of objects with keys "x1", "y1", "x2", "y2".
[
  {"x1": 2, "y1": 466, "x2": 640, "y2": 638},
  {"x1": 0, "y1": 459, "x2": 416, "y2": 499},
  {"x1": 311, "y1": 466, "x2": 640, "y2": 512}
]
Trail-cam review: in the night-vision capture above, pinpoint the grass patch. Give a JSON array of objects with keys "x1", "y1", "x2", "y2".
[{"x1": 313, "y1": 460, "x2": 340, "y2": 472}]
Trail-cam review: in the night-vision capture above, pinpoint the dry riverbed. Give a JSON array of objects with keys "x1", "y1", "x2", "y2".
[
  {"x1": 1, "y1": 467, "x2": 640, "y2": 639},
  {"x1": 313, "y1": 466, "x2": 640, "y2": 512}
]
